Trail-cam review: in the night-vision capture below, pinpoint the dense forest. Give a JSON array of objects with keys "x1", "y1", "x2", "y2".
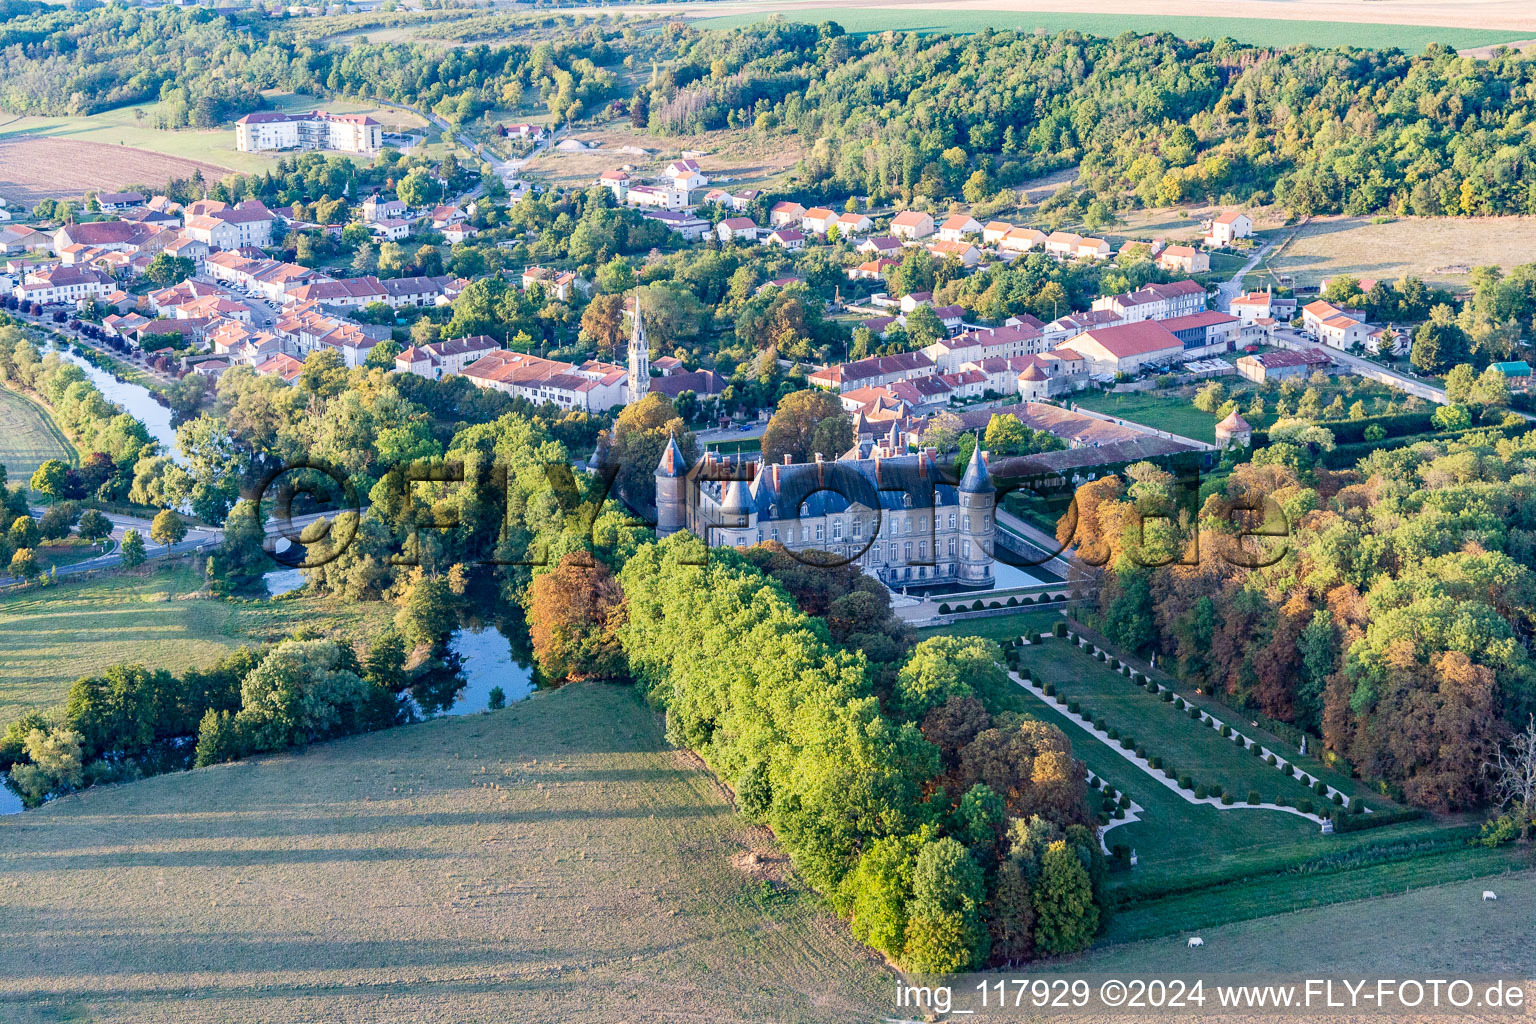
[{"x1": 638, "y1": 22, "x2": 1536, "y2": 217}]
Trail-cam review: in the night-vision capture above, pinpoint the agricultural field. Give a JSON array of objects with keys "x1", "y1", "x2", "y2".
[
  {"x1": 1071, "y1": 390, "x2": 1232, "y2": 444},
  {"x1": 0, "y1": 681, "x2": 892, "y2": 1024},
  {"x1": 0, "y1": 565, "x2": 393, "y2": 720},
  {"x1": 0, "y1": 93, "x2": 432, "y2": 203},
  {"x1": 692, "y1": 5, "x2": 1532, "y2": 50},
  {"x1": 1260, "y1": 214, "x2": 1536, "y2": 291},
  {"x1": 0, "y1": 385, "x2": 76, "y2": 481}
]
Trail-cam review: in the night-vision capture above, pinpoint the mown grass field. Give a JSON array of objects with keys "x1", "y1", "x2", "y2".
[
  {"x1": 693, "y1": 8, "x2": 1528, "y2": 50},
  {"x1": 1067, "y1": 868, "x2": 1536, "y2": 975},
  {"x1": 1261, "y1": 214, "x2": 1536, "y2": 291},
  {"x1": 1071, "y1": 390, "x2": 1227, "y2": 443},
  {"x1": 0, "y1": 564, "x2": 393, "y2": 720},
  {"x1": 0, "y1": 385, "x2": 76, "y2": 481},
  {"x1": 0, "y1": 682, "x2": 892, "y2": 1024}
]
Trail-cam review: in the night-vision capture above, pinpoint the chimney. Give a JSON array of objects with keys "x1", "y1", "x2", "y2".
[
  {"x1": 814, "y1": 452, "x2": 824, "y2": 462},
  {"x1": 783, "y1": 453, "x2": 793, "y2": 465}
]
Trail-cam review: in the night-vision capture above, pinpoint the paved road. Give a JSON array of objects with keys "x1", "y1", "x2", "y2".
[
  {"x1": 1215, "y1": 241, "x2": 1272, "y2": 310},
  {"x1": 1, "y1": 507, "x2": 222, "y2": 584}
]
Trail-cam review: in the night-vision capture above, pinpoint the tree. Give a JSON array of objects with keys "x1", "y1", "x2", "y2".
[
  {"x1": 37, "y1": 503, "x2": 76, "y2": 540},
  {"x1": 144, "y1": 252, "x2": 194, "y2": 287},
  {"x1": 1471, "y1": 366, "x2": 1511, "y2": 409},
  {"x1": 983, "y1": 414, "x2": 1028, "y2": 456},
  {"x1": 29, "y1": 459, "x2": 70, "y2": 499},
  {"x1": 1485, "y1": 715, "x2": 1536, "y2": 843},
  {"x1": 527, "y1": 554, "x2": 627, "y2": 681},
  {"x1": 150, "y1": 509, "x2": 187, "y2": 552},
  {"x1": 396, "y1": 168, "x2": 435, "y2": 209},
  {"x1": 206, "y1": 499, "x2": 268, "y2": 597},
  {"x1": 580, "y1": 293, "x2": 626, "y2": 358},
  {"x1": 395, "y1": 570, "x2": 457, "y2": 650},
  {"x1": 8, "y1": 515, "x2": 40, "y2": 550},
  {"x1": 7, "y1": 727, "x2": 83, "y2": 806},
  {"x1": 1432, "y1": 403, "x2": 1472, "y2": 431},
  {"x1": 8, "y1": 547, "x2": 40, "y2": 580},
  {"x1": 1192, "y1": 381, "x2": 1226, "y2": 413},
  {"x1": 1411, "y1": 316, "x2": 1470, "y2": 374},
  {"x1": 600, "y1": 393, "x2": 697, "y2": 509},
  {"x1": 902, "y1": 836, "x2": 989, "y2": 972},
  {"x1": 1444, "y1": 363, "x2": 1477, "y2": 403},
  {"x1": 896, "y1": 636, "x2": 1004, "y2": 720},
  {"x1": 1031, "y1": 840, "x2": 1099, "y2": 955},
  {"x1": 77, "y1": 509, "x2": 111, "y2": 541},
  {"x1": 760, "y1": 389, "x2": 854, "y2": 467},
  {"x1": 120, "y1": 528, "x2": 146, "y2": 568}
]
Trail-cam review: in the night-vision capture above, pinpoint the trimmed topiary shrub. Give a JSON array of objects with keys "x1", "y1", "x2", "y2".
[
  {"x1": 1164, "y1": 765, "x2": 1178, "y2": 779},
  {"x1": 1054, "y1": 622, "x2": 1067, "y2": 638},
  {"x1": 938, "y1": 603, "x2": 952, "y2": 614},
  {"x1": 1106, "y1": 727, "x2": 1120, "y2": 740},
  {"x1": 1178, "y1": 774, "x2": 1193, "y2": 790},
  {"x1": 1118, "y1": 794, "x2": 1130, "y2": 809},
  {"x1": 1120, "y1": 736, "x2": 1134, "y2": 750},
  {"x1": 1313, "y1": 779, "x2": 1327, "y2": 795},
  {"x1": 1297, "y1": 798, "x2": 1315, "y2": 815},
  {"x1": 1093, "y1": 718, "x2": 1107, "y2": 731},
  {"x1": 1007, "y1": 596, "x2": 1019, "y2": 606},
  {"x1": 1219, "y1": 724, "x2": 1231, "y2": 737},
  {"x1": 971, "y1": 599, "x2": 985, "y2": 611},
  {"x1": 1332, "y1": 792, "x2": 1344, "y2": 805},
  {"x1": 1221, "y1": 791, "x2": 1234, "y2": 805},
  {"x1": 1188, "y1": 707, "x2": 1201, "y2": 720},
  {"x1": 1149, "y1": 756, "x2": 1163, "y2": 769},
  {"x1": 1161, "y1": 691, "x2": 1174, "y2": 702},
  {"x1": 1286, "y1": 764, "x2": 1298, "y2": 777},
  {"x1": 1041, "y1": 682, "x2": 1054, "y2": 696},
  {"x1": 1055, "y1": 693, "x2": 1067, "y2": 705},
  {"x1": 1352, "y1": 802, "x2": 1365, "y2": 815},
  {"x1": 1173, "y1": 696, "x2": 1185, "y2": 709},
  {"x1": 1067, "y1": 701, "x2": 1080, "y2": 714},
  {"x1": 1265, "y1": 754, "x2": 1276, "y2": 765},
  {"x1": 1193, "y1": 784, "x2": 1208, "y2": 799},
  {"x1": 1134, "y1": 744, "x2": 1146, "y2": 758},
  {"x1": 989, "y1": 601, "x2": 1002, "y2": 609},
  {"x1": 1021, "y1": 595, "x2": 1035, "y2": 604},
  {"x1": 1110, "y1": 657, "x2": 1120, "y2": 669},
  {"x1": 1247, "y1": 790, "x2": 1261, "y2": 805}
]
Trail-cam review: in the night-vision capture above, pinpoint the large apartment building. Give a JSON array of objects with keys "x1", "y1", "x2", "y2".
[{"x1": 234, "y1": 111, "x2": 383, "y2": 155}]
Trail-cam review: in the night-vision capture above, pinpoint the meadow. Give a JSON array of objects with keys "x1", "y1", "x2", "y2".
[
  {"x1": 1260, "y1": 214, "x2": 1536, "y2": 291},
  {"x1": 692, "y1": 8, "x2": 1530, "y2": 51},
  {"x1": 0, "y1": 564, "x2": 393, "y2": 720},
  {"x1": 0, "y1": 385, "x2": 76, "y2": 481},
  {"x1": 0, "y1": 681, "x2": 892, "y2": 1024}
]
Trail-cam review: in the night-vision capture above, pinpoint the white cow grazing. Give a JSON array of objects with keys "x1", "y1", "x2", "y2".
[
  {"x1": 1483, "y1": 891, "x2": 1498, "y2": 901},
  {"x1": 1187, "y1": 937, "x2": 1204, "y2": 947}
]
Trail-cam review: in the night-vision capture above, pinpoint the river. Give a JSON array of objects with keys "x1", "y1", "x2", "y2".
[{"x1": 53, "y1": 347, "x2": 185, "y2": 465}]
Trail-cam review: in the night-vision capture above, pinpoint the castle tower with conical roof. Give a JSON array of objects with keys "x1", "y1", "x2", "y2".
[
  {"x1": 654, "y1": 432, "x2": 689, "y2": 538},
  {"x1": 957, "y1": 441, "x2": 995, "y2": 588}
]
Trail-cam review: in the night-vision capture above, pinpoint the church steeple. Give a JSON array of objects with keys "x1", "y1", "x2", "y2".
[{"x1": 627, "y1": 299, "x2": 650, "y2": 403}]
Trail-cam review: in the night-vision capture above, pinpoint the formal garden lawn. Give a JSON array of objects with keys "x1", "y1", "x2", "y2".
[
  {"x1": 0, "y1": 563, "x2": 393, "y2": 720},
  {"x1": 914, "y1": 607, "x2": 1062, "y2": 645}
]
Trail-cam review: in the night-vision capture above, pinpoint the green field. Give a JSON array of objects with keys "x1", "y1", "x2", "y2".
[
  {"x1": 693, "y1": 8, "x2": 1529, "y2": 51},
  {"x1": 0, "y1": 91, "x2": 433, "y2": 177},
  {"x1": 1072, "y1": 389, "x2": 1228, "y2": 443},
  {"x1": 915, "y1": 606, "x2": 1063, "y2": 645},
  {"x1": 0, "y1": 385, "x2": 76, "y2": 481},
  {"x1": 0, "y1": 565, "x2": 393, "y2": 720},
  {"x1": 0, "y1": 681, "x2": 892, "y2": 1023}
]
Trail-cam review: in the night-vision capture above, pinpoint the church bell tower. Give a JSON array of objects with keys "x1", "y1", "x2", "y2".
[{"x1": 627, "y1": 299, "x2": 650, "y2": 404}]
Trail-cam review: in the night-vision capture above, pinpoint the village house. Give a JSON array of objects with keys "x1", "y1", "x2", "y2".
[
  {"x1": 926, "y1": 239, "x2": 981, "y2": 267},
  {"x1": 1159, "y1": 310, "x2": 1242, "y2": 355},
  {"x1": 763, "y1": 228, "x2": 804, "y2": 250},
  {"x1": 1000, "y1": 227, "x2": 1048, "y2": 254},
  {"x1": 180, "y1": 200, "x2": 276, "y2": 250},
  {"x1": 462, "y1": 349, "x2": 629, "y2": 412},
  {"x1": 255, "y1": 352, "x2": 305, "y2": 383},
  {"x1": 664, "y1": 158, "x2": 707, "y2": 192},
  {"x1": 1206, "y1": 211, "x2": 1254, "y2": 247},
  {"x1": 982, "y1": 221, "x2": 1014, "y2": 245},
  {"x1": 52, "y1": 220, "x2": 165, "y2": 255},
  {"x1": 95, "y1": 191, "x2": 146, "y2": 211},
  {"x1": 835, "y1": 212, "x2": 873, "y2": 235},
  {"x1": 890, "y1": 211, "x2": 936, "y2": 240},
  {"x1": 639, "y1": 210, "x2": 710, "y2": 241},
  {"x1": 362, "y1": 196, "x2": 407, "y2": 223},
  {"x1": 521, "y1": 266, "x2": 587, "y2": 302},
  {"x1": 380, "y1": 274, "x2": 461, "y2": 308},
  {"x1": 371, "y1": 218, "x2": 412, "y2": 242},
  {"x1": 1158, "y1": 244, "x2": 1209, "y2": 274},
  {"x1": 717, "y1": 217, "x2": 759, "y2": 243},
  {"x1": 847, "y1": 258, "x2": 897, "y2": 281},
  {"x1": 801, "y1": 208, "x2": 838, "y2": 234},
  {"x1": 624, "y1": 184, "x2": 688, "y2": 211},
  {"x1": 808, "y1": 351, "x2": 938, "y2": 393},
  {"x1": 769, "y1": 201, "x2": 806, "y2": 228},
  {"x1": 937, "y1": 214, "x2": 982, "y2": 242},
  {"x1": 857, "y1": 235, "x2": 903, "y2": 258},
  {"x1": 923, "y1": 323, "x2": 1046, "y2": 372},
  {"x1": 12, "y1": 264, "x2": 115, "y2": 305},
  {"x1": 1303, "y1": 299, "x2": 1374, "y2": 350},
  {"x1": 1092, "y1": 280, "x2": 1209, "y2": 323},
  {"x1": 1075, "y1": 237, "x2": 1112, "y2": 260},
  {"x1": 395, "y1": 335, "x2": 501, "y2": 379}
]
